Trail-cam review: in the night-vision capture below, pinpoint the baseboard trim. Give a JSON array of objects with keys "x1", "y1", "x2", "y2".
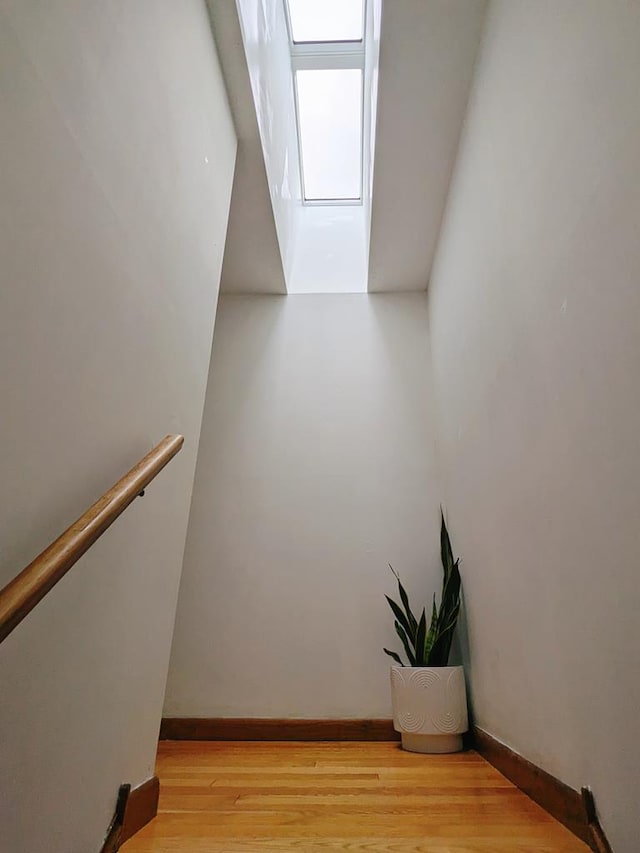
[
  {"x1": 473, "y1": 727, "x2": 612, "y2": 853},
  {"x1": 120, "y1": 776, "x2": 160, "y2": 845},
  {"x1": 581, "y1": 787, "x2": 615, "y2": 853},
  {"x1": 160, "y1": 718, "x2": 400, "y2": 742},
  {"x1": 100, "y1": 784, "x2": 129, "y2": 853}
]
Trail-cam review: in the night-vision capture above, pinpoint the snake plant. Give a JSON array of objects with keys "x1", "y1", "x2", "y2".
[{"x1": 384, "y1": 511, "x2": 461, "y2": 667}]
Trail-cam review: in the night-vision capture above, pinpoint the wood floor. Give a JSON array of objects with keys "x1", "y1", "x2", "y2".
[{"x1": 121, "y1": 741, "x2": 590, "y2": 852}]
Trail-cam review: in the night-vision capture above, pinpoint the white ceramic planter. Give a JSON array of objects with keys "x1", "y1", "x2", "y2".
[{"x1": 390, "y1": 665, "x2": 468, "y2": 753}]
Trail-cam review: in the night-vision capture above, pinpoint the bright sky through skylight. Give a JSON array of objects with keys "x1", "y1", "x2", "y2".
[
  {"x1": 296, "y1": 69, "x2": 362, "y2": 201},
  {"x1": 287, "y1": 0, "x2": 364, "y2": 43}
]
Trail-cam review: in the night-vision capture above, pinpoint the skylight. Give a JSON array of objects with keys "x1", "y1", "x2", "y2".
[
  {"x1": 285, "y1": 0, "x2": 366, "y2": 205},
  {"x1": 287, "y1": 0, "x2": 364, "y2": 43},
  {"x1": 296, "y1": 69, "x2": 363, "y2": 201}
]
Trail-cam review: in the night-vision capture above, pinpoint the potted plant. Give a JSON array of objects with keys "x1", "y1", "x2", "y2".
[{"x1": 384, "y1": 511, "x2": 468, "y2": 753}]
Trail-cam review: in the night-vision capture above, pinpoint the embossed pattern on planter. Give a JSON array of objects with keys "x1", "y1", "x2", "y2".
[
  {"x1": 390, "y1": 666, "x2": 468, "y2": 735},
  {"x1": 390, "y1": 667, "x2": 405, "y2": 689}
]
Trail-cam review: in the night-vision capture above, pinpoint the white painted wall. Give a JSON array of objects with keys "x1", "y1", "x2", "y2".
[
  {"x1": 165, "y1": 293, "x2": 442, "y2": 717},
  {"x1": 235, "y1": 0, "x2": 301, "y2": 285},
  {"x1": 207, "y1": 0, "x2": 287, "y2": 294},
  {"x1": 0, "y1": 2, "x2": 235, "y2": 851},
  {"x1": 288, "y1": 205, "x2": 368, "y2": 294},
  {"x1": 363, "y1": 0, "x2": 382, "y2": 259},
  {"x1": 368, "y1": 0, "x2": 486, "y2": 292},
  {"x1": 428, "y1": 2, "x2": 640, "y2": 849}
]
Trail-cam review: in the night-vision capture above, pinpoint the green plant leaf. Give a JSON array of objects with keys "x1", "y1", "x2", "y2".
[
  {"x1": 428, "y1": 514, "x2": 462, "y2": 666},
  {"x1": 385, "y1": 595, "x2": 414, "y2": 642},
  {"x1": 398, "y1": 582, "x2": 418, "y2": 637},
  {"x1": 414, "y1": 608, "x2": 427, "y2": 666},
  {"x1": 424, "y1": 594, "x2": 439, "y2": 663},
  {"x1": 394, "y1": 620, "x2": 416, "y2": 666},
  {"x1": 441, "y1": 558, "x2": 461, "y2": 610},
  {"x1": 430, "y1": 600, "x2": 460, "y2": 666},
  {"x1": 440, "y1": 508, "x2": 454, "y2": 580},
  {"x1": 383, "y1": 648, "x2": 404, "y2": 665},
  {"x1": 390, "y1": 565, "x2": 417, "y2": 636},
  {"x1": 384, "y1": 514, "x2": 462, "y2": 668}
]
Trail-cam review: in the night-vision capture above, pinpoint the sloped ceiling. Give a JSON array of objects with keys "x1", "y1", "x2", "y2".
[
  {"x1": 206, "y1": 0, "x2": 287, "y2": 294},
  {"x1": 208, "y1": 0, "x2": 487, "y2": 294},
  {"x1": 368, "y1": 0, "x2": 487, "y2": 292}
]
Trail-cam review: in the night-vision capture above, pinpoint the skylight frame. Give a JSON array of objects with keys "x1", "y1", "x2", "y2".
[{"x1": 284, "y1": 0, "x2": 367, "y2": 206}]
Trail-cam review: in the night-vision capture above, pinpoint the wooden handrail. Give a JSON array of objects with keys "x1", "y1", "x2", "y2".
[{"x1": 0, "y1": 435, "x2": 184, "y2": 645}]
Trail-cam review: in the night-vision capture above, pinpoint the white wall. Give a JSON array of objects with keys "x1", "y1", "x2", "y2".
[
  {"x1": 207, "y1": 0, "x2": 287, "y2": 294},
  {"x1": 0, "y1": 2, "x2": 235, "y2": 851},
  {"x1": 165, "y1": 293, "x2": 442, "y2": 717},
  {"x1": 428, "y1": 2, "x2": 640, "y2": 849},
  {"x1": 235, "y1": 0, "x2": 301, "y2": 285},
  {"x1": 363, "y1": 0, "x2": 382, "y2": 258},
  {"x1": 368, "y1": 0, "x2": 486, "y2": 292},
  {"x1": 288, "y1": 206, "x2": 368, "y2": 294}
]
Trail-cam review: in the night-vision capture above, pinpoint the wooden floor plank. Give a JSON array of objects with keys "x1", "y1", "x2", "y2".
[{"x1": 122, "y1": 741, "x2": 590, "y2": 852}]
